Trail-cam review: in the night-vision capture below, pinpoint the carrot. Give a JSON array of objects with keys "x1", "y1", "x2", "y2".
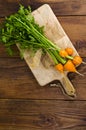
[
  {"x1": 72, "y1": 56, "x2": 82, "y2": 65},
  {"x1": 64, "y1": 60, "x2": 84, "y2": 76},
  {"x1": 64, "y1": 60, "x2": 76, "y2": 72},
  {"x1": 65, "y1": 47, "x2": 73, "y2": 55},
  {"x1": 59, "y1": 50, "x2": 68, "y2": 58},
  {"x1": 59, "y1": 49, "x2": 73, "y2": 60},
  {"x1": 55, "y1": 63, "x2": 64, "y2": 73}
]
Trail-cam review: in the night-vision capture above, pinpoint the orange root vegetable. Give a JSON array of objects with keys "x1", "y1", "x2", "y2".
[
  {"x1": 59, "y1": 49, "x2": 73, "y2": 60},
  {"x1": 64, "y1": 60, "x2": 76, "y2": 72},
  {"x1": 65, "y1": 47, "x2": 73, "y2": 55},
  {"x1": 55, "y1": 63, "x2": 64, "y2": 73},
  {"x1": 72, "y1": 56, "x2": 82, "y2": 65},
  {"x1": 59, "y1": 50, "x2": 68, "y2": 58},
  {"x1": 64, "y1": 60, "x2": 84, "y2": 76}
]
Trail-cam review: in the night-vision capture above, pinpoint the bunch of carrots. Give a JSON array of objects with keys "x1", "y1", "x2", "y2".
[
  {"x1": 55, "y1": 47, "x2": 84, "y2": 75},
  {"x1": 0, "y1": 5, "x2": 85, "y2": 76}
]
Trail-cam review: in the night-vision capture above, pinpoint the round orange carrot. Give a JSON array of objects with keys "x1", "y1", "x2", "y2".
[
  {"x1": 55, "y1": 63, "x2": 64, "y2": 73},
  {"x1": 65, "y1": 47, "x2": 73, "y2": 55},
  {"x1": 64, "y1": 60, "x2": 84, "y2": 76},
  {"x1": 64, "y1": 60, "x2": 76, "y2": 72},
  {"x1": 72, "y1": 56, "x2": 82, "y2": 65},
  {"x1": 59, "y1": 50, "x2": 68, "y2": 58}
]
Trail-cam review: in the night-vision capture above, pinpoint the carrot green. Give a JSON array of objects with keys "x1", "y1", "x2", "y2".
[{"x1": 0, "y1": 5, "x2": 73, "y2": 65}]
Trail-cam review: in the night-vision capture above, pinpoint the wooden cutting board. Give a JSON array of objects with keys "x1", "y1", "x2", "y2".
[{"x1": 17, "y1": 4, "x2": 79, "y2": 97}]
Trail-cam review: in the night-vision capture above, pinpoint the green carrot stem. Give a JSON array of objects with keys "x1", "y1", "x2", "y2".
[
  {"x1": 29, "y1": 24, "x2": 66, "y2": 64},
  {"x1": 14, "y1": 17, "x2": 66, "y2": 64},
  {"x1": 47, "y1": 50, "x2": 59, "y2": 64},
  {"x1": 66, "y1": 55, "x2": 73, "y2": 60}
]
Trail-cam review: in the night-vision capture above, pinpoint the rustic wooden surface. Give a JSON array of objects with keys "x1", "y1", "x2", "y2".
[{"x1": 0, "y1": 0, "x2": 86, "y2": 129}]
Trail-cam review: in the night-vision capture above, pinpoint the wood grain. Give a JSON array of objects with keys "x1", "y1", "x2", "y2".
[
  {"x1": 0, "y1": 57, "x2": 86, "y2": 99},
  {"x1": 0, "y1": 0, "x2": 86, "y2": 17},
  {"x1": 0, "y1": 99, "x2": 86, "y2": 130},
  {"x1": 0, "y1": 0, "x2": 86, "y2": 129}
]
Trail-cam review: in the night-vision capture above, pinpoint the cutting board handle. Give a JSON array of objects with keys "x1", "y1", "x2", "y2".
[{"x1": 60, "y1": 74, "x2": 76, "y2": 97}]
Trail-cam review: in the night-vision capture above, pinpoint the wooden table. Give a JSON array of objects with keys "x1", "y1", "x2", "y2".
[{"x1": 0, "y1": 0, "x2": 86, "y2": 129}]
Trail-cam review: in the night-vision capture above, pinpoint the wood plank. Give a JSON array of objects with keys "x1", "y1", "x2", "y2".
[
  {"x1": 58, "y1": 16, "x2": 86, "y2": 43},
  {"x1": 0, "y1": 16, "x2": 86, "y2": 57},
  {"x1": 0, "y1": 57, "x2": 86, "y2": 99},
  {"x1": 0, "y1": 0, "x2": 86, "y2": 17},
  {"x1": 30, "y1": 0, "x2": 86, "y2": 16},
  {"x1": 0, "y1": 99, "x2": 86, "y2": 129}
]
